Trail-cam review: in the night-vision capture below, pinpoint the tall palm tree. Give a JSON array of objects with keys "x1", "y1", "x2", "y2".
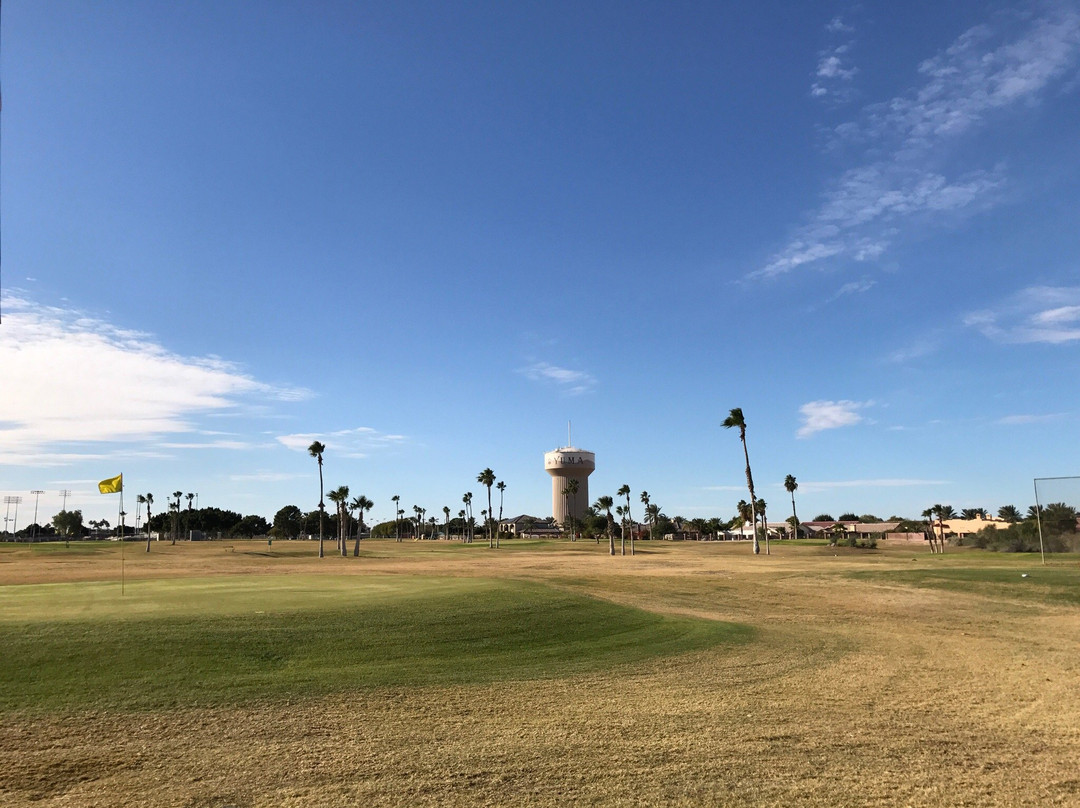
[
  {"x1": 617, "y1": 484, "x2": 633, "y2": 556},
  {"x1": 463, "y1": 493, "x2": 473, "y2": 543},
  {"x1": 784, "y1": 475, "x2": 799, "y2": 540},
  {"x1": 328, "y1": 485, "x2": 349, "y2": 556},
  {"x1": 921, "y1": 507, "x2": 937, "y2": 553},
  {"x1": 143, "y1": 492, "x2": 153, "y2": 552},
  {"x1": 457, "y1": 509, "x2": 466, "y2": 541},
  {"x1": 645, "y1": 503, "x2": 661, "y2": 538},
  {"x1": 308, "y1": 441, "x2": 326, "y2": 557},
  {"x1": 595, "y1": 495, "x2": 615, "y2": 555},
  {"x1": 391, "y1": 494, "x2": 401, "y2": 542},
  {"x1": 413, "y1": 505, "x2": 422, "y2": 539},
  {"x1": 495, "y1": 480, "x2": 506, "y2": 548},
  {"x1": 478, "y1": 468, "x2": 496, "y2": 548},
  {"x1": 185, "y1": 493, "x2": 195, "y2": 540},
  {"x1": 640, "y1": 491, "x2": 651, "y2": 541},
  {"x1": 567, "y1": 478, "x2": 580, "y2": 539},
  {"x1": 443, "y1": 506, "x2": 450, "y2": 540},
  {"x1": 756, "y1": 497, "x2": 769, "y2": 555},
  {"x1": 350, "y1": 494, "x2": 372, "y2": 556},
  {"x1": 933, "y1": 504, "x2": 956, "y2": 553},
  {"x1": 737, "y1": 499, "x2": 753, "y2": 537},
  {"x1": 722, "y1": 407, "x2": 759, "y2": 554},
  {"x1": 171, "y1": 491, "x2": 183, "y2": 544},
  {"x1": 998, "y1": 504, "x2": 1021, "y2": 523}
]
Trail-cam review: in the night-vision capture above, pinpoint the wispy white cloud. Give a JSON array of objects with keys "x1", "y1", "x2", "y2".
[
  {"x1": 825, "y1": 16, "x2": 854, "y2": 34},
  {"x1": 796, "y1": 478, "x2": 950, "y2": 493},
  {"x1": 276, "y1": 427, "x2": 407, "y2": 459},
  {"x1": 886, "y1": 333, "x2": 941, "y2": 363},
  {"x1": 0, "y1": 294, "x2": 309, "y2": 466},
  {"x1": 827, "y1": 276, "x2": 876, "y2": 302},
  {"x1": 229, "y1": 471, "x2": 309, "y2": 482},
  {"x1": 156, "y1": 440, "x2": 264, "y2": 450},
  {"x1": 965, "y1": 286, "x2": 1080, "y2": 343},
  {"x1": 758, "y1": 5, "x2": 1080, "y2": 280},
  {"x1": 811, "y1": 15, "x2": 859, "y2": 102},
  {"x1": 701, "y1": 485, "x2": 751, "y2": 492},
  {"x1": 995, "y1": 413, "x2": 1066, "y2": 425},
  {"x1": 798, "y1": 399, "x2": 872, "y2": 438},
  {"x1": 519, "y1": 362, "x2": 597, "y2": 396}
]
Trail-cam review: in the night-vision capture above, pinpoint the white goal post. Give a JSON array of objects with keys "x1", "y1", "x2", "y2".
[{"x1": 1033, "y1": 476, "x2": 1080, "y2": 565}]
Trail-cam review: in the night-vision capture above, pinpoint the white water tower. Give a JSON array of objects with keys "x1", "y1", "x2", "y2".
[{"x1": 544, "y1": 446, "x2": 595, "y2": 525}]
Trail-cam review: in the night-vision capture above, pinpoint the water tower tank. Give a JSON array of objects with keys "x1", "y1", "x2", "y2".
[{"x1": 544, "y1": 447, "x2": 596, "y2": 526}]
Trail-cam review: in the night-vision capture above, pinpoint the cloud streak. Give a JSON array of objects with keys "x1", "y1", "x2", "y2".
[
  {"x1": 811, "y1": 16, "x2": 858, "y2": 102},
  {"x1": 796, "y1": 478, "x2": 950, "y2": 494},
  {"x1": 755, "y1": 5, "x2": 1080, "y2": 280},
  {"x1": 519, "y1": 362, "x2": 597, "y2": 396},
  {"x1": 995, "y1": 413, "x2": 1066, "y2": 425},
  {"x1": 0, "y1": 295, "x2": 309, "y2": 465},
  {"x1": 276, "y1": 427, "x2": 407, "y2": 459},
  {"x1": 965, "y1": 286, "x2": 1080, "y2": 343}
]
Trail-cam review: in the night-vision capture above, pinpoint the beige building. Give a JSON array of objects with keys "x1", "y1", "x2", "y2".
[{"x1": 940, "y1": 514, "x2": 1011, "y2": 537}]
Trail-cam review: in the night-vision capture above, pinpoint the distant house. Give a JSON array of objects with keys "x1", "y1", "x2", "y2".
[
  {"x1": 800, "y1": 520, "x2": 858, "y2": 538},
  {"x1": 663, "y1": 530, "x2": 702, "y2": 541},
  {"x1": 498, "y1": 515, "x2": 560, "y2": 537},
  {"x1": 800, "y1": 521, "x2": 906, "y2": 540}
]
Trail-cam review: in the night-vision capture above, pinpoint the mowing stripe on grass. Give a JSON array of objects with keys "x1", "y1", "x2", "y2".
[{"x1": 0, "y1": 575, "x2": 751, "y2": 713}]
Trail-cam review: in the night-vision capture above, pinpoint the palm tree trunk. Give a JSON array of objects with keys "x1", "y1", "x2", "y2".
[
  {"x1": 340, "y1": 502, "x2": 347, "y2": 557},
  {"x1": 741, "y1": 434, "x2": 759, "y2": 554},
  {"x1": 317, "y1": 463, "x2": 324, "y2": 559},
  {"x1": 487, "y1": 486, "x2": 493, "y2": 549},
  {"x1": 790, "y1": 492, "x2": 798, "y2": 540}
]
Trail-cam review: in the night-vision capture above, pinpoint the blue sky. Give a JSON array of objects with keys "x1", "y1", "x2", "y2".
[{"x1": 2, "y1": 1, "x2": 1079, "y2": 529}]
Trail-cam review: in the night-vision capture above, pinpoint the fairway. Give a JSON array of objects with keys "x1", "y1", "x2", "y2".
[
  {"x1": 0, "y1": 575, "x2": 749, "y2": 712},
  {"x1": 0, "y1": 540, "x2": 1078, "y2": 807}
]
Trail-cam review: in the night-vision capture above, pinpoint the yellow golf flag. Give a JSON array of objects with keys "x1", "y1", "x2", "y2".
[{"x1": 98, "y1": 474, "x2": 123, "y2": 494}]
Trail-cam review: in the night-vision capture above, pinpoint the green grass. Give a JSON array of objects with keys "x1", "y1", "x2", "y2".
[
  {"x1": 849, "y1": 563, "x2": 1080, "y2": 605},
  {"x1": 0, "y1": 575, "x2": 751, "y2": 713}
]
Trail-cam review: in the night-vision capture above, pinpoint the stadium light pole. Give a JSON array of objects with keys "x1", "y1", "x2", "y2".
[
  {"x1": 31, "y1": 491, "x2": 44, "y2": 541},
  {"x1": 3, "y1": 496, "x2": 22, "y2": 539},
  {"x1": 60, "y1": 489, "x2": 72, "y2": 512}
]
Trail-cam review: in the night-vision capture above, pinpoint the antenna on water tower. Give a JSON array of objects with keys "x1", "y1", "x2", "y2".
[{"x1": 568, "y1": 420, "x2": 572, "y2": 448}]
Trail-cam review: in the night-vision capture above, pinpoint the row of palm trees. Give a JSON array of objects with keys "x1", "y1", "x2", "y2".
[
  {"x1": 306, "y1": 410, "x2": 803, "y2": 559},
  {"x1": 307, "y1": 443, "x2": 514, "y2": 556},
  {"x1": 131, "y1": 491, "x2": 200, "y2": 553},
  {"x1": 591, "y1": 484, "x2": 639, "y2": 555}
]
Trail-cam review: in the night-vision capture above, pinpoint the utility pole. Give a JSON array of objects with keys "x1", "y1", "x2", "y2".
[{"x1": 30, "y1": 491, "x2": 44, "y2": 541}]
